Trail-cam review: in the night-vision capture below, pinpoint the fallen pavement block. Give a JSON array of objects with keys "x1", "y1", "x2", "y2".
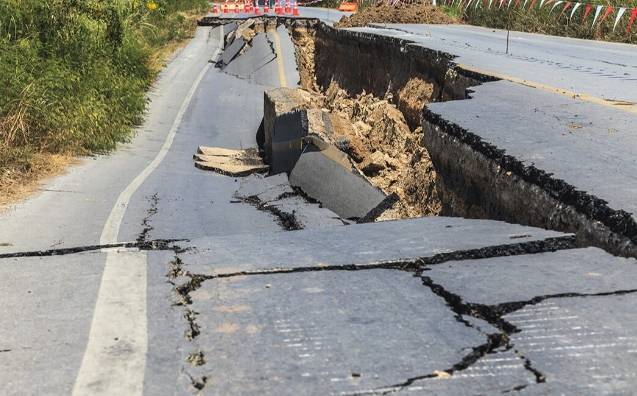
[
  {"x1": 289, "y1": 148, "x2": 386, "y2": 219},
  {"x1": 265, "y1": 195, "x2": 344, "y2": 229},
  {"x1": 270, "y1": 110, "x2": 308, "y2": 175},
  {"x1": 234, "y1": 173, "x2": 344, "y2": 229},
  {"x1": 219, "y1": 37, "x2": 245, "y2": 67},
  {"x1": 194, "y1": 146, "x2": 268, "y2": 176},
  {"x1": 223, "y1": 33, "x2": 279, "y2": 86},
  {"x1": 262, "y1": 88, "x2": 313, "y2": 162},
  {"x1": 222, "y1": 21, "x2": 239, "y2": 47}
]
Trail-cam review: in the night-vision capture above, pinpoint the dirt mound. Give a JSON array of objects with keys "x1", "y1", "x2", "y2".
[
  {"x1": 320, "y1": 82, "x2": 441, "y2": 219},
  {"x1": 335, "y1": 2, "x2": 459, "y2": 28}
]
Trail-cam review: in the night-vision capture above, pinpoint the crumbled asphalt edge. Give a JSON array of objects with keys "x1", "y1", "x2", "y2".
[
  {"x1": 422, "y1": 108, "x2": 637, "y2": 247},
  {"x1": 236, "y1": 194, "x2": 303, "y2": 231},
  {"x1": 137, "y1": 193, "x2": 159, "y2": 244}
]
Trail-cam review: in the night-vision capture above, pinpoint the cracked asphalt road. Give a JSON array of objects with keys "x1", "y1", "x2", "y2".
[{"x1": 1, "y1": 11, "x2": 637, "y2": 396}]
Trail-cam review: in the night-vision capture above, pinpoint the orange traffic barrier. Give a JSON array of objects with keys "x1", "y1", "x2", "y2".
[{"x1": 338, "y1": 1, "x2": 358, "y2": 12}]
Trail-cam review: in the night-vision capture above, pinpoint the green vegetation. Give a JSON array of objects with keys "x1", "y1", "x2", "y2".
[
  {"x1": 459, "y1": 0, "x2": 637, "y2": 43},
  {"x1": 0, "y1": 0, "x2": 207, "y2": 189}
]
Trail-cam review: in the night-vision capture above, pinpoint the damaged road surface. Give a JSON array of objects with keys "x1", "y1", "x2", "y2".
[{"x1": 2, "y1": 9, "x2": 637, "y2": 396}]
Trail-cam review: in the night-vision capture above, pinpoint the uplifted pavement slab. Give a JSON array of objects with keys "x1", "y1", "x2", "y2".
[
  {"x1": 181, "y1": 216, "x2": 570, "y2": 277},
  {"x1": 425, "y1": 247, "x2": 637, "y2": 306},
  {"x1": 355, "y1": 23, "x2": 637, "y2": 104},
  {"x1": 426, "y1": 81, "x2": 637, "y2": 224},
  {"x1": 187, "y1": 270, "x2": 535, "y2": 395}
]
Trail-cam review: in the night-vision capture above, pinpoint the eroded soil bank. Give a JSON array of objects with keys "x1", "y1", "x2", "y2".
[{"x1": 288, "y1": 22, "x2": 478, "y2": 219}]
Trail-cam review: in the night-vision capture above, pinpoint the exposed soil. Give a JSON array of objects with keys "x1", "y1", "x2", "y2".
[
  {"x1": 288, "y1": 24, "x2": 442, "y2": 219},
  {"x1": 290, "y1": 26, "x2": 320, "y2": 92},
  {"x1": 321, "y1": 82, "x2": 441, "y2": 218},
  {"x1": 335, "y1": 2, "x2": 459, "y2": 28}
]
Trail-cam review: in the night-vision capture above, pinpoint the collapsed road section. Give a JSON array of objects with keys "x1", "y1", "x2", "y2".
[
  {"x1": 200, "y1": 15, "x2": 637, "y2": 258},
  {"x1": 86, "y1": 15, "x2": 637, "y2": 396}
]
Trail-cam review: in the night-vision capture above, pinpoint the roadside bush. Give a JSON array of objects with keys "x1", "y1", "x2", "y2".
[{"x1": 0, "y1": 0, "x2": 207, "y2": 183}]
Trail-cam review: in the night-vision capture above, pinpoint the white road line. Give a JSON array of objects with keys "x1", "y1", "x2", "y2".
[{"x1": 72, "y1": 26, "x2": 223, "y2": 396}]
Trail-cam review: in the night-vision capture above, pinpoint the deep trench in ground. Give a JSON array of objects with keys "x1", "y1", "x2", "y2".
[
  {"x1": 209, "y1": 17, "x2": 637, "y2": 257},
  {"x1": 286, "y1": 19, "x2": 481, "y2": 221}
]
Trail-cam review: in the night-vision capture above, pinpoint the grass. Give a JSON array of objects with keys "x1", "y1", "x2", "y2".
[
  {"x1": 454, "y1": 0, "x2": 637, "y2": 43},
  {"x1": 309, "y1": 0, "x2": 636, "y2": 43},
  {"x1": 0, "y1": 0, "x2": 209, "y2": 205}
]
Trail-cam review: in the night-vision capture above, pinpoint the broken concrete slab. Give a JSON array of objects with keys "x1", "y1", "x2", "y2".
[
  {"x1": 289, "y1": 149, "x2": 386, "y2": 219},
  {"x1": 222, "y1": 33, "x2": 280, "y2": 87},
  {"x1": 194, "y1": 146, "x2": 268, "y2": 176},
  {"x1": 266, "y1": 195, "x2": 344, "y2": 229},
  {"x1": 270, "y1": 110, "x2": 308, "y2": 174},
  {"x1": 505, "y1": 294, "x2": 637, "y2": 395},
  {"x1": 233, "y1": 173, "x2": 344, "y2": 229},
  {"x1": 424, "y1": 247, "x2": 637, "y2": 306},
  {"x1": 234, "y1": 173, "x2": 294, "y2": 203},
  {"x1": 228, "y1": 19, "x2": 254, "y2": 45},
  {"x1": 221, "y1": 21, "x2": 239, "y2": 47},
  {"x1": 189, "y1": 270, "x2": 503, "y2": 395},
  {"x1": 220, "y1": 36, "x2": 245, "y2": 67},
  {"x1": 180, "y1": 216, "x2": 571, "y2": 277},
  {"x1": 263, "y1": 88, "x2": 313, "y2": 161}
]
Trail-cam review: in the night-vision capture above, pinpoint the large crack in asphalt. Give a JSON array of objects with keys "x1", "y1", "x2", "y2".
[
  {"x1": 362, "y1": 272, "x2": 637, "y2": 395},
  {"x1": 137, "y1": 192, "x2": 159, "y2": 244},
  {"x1": 235, "y1": 194, "x2": 303, "y2": 231},
  {"x1": 219, "y1": 29, "x2": 278, "y2": 82},
  {"x1": 189, "y1": 235, "x2": 576, "y2": 281},
  {"x1": 167, "y1": 253, "x2": 209, "y2": 391},
  {"x1": 0, "y1": 239, "x2": 188, "y2": 259},
  {"x1": 167, "y1": 234, "x2": 575, "y2": 393}
]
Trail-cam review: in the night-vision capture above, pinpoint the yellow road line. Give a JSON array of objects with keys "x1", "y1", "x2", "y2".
[
  {"x1": 460, "y1": 64, "x2": 637, "y2": 115},
  {"x1": 270, "y1": 28, "x2": 288, "y2": 88}
]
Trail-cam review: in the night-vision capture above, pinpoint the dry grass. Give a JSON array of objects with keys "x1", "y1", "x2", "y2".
[{"x1": 0, "y1": 153, "x2": 74, "y2": 210}]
